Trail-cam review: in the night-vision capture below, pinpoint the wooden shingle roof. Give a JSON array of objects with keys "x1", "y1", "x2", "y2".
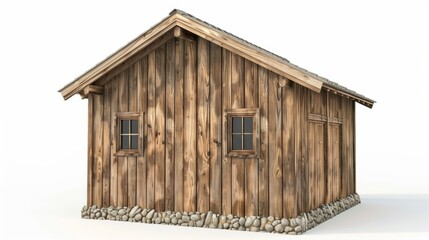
[{"x1": 60, "y1": 9, "x2": 375, "y2": 108}]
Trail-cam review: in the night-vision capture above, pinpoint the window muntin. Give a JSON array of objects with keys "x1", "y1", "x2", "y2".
[
  {"x1": 225, "y1": 108, "x2": 259, "y2": 157},
  {"x1": 115, "y1": 112, "x2": 143, "y2": 156},
  {"x1": 120, "y1": 119, "x2": 139, "y2": 149}
]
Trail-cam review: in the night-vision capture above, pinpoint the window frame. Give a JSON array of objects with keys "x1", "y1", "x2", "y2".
[
  {"x1": 224, "y1": 108, "x2": 259, "y2": 158},
  {"x1": 114, "y1": 112, "x2": 143, "y2": 156}
]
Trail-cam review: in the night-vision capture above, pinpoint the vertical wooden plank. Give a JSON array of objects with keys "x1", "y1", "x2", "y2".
[
  {"x1": 128, "y1": 64, "x2": 137, "y2": 207},
  {"x1": 331, "y1": 125, "x2": 341, "y2": 201},
  {"x1": 294, "y1": 85, "x2": 303, "y2": 212},
  {"x1": 137, "y1": 58, "x2": 147, "y2": 208},
  {"x1": 92, "y1": 94, "x2": 103, "y2": 207},
  {"x1": 258, "y1": 67, "x2": 269, "y2": 217},
  {"x1": 282, "y1": 85, "x2": 296, "y2": 217},
  {"x1": 87, "y1": 94, "x2": 94, "y2": 206},
  {"x1": 209, "y1": 43, "x2": 222, "y2": 213},
  {"x1": 308, "y1": 122, "x2": 315, "y2": 210},
  {"x1": 110, "y1": 77, "x2": 119, "y2": 207},
  {"x1": 102, "y1": 81, "x2": 111, "y2": 207},
  {"x1": 117, "y1": 70, "x2": 129, "y2": 207},
  {"x1": 244, "y1": 59, "x2": 258, "y2": 216},
  {"x1": 268, "y1": 71, "x2": 282, "y2": 217},
  {"x1": 325, "y1": 92, "x2": 332, "y2": 204},
  {"x1": 165, "y1": 39, "x2": 175, "y2": 211},
  {"x1": 231, "y1": 53, "x2": 244, "y2": 217},
  {"x1": 174, "y1": 38, "x2": 184, "y2": 211},
  {"x1": 352, "y1": 102, "x2": 356, "y2": 193},
  {"x1": 155, "y1": 44, "x2": 166, "y2": 211},
  {"x1": 147, "y1": 52, "x2": 156, "y2": 209},
  {"x1": 221, "y1": 49, "x2": 232, "y2": 215},
  {"x1": 316, "y1": 123, "x2": 326, "y2": 208},
  {"x1": 341, "y1": 98, "x2": 348, "y2": 199},
  {"x1": 301, "y1": 88, "x2": 309, "y2": 212},
  {"x1": 183, "y1": 40, "x2": 197, "y2": 212},
  {"x1": 197, "y1": 38, "x2": 210, "y2": 212}
]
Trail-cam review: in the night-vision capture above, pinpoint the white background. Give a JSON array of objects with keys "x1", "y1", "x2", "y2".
[{"x1": 1, "y1": 0, "x2": 428, "y2": 239}]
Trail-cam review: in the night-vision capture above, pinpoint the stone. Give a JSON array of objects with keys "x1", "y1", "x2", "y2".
[
  {"x1": 83, "y1": 206, "x2": 88, "y2": 211},
  {"x1": 238, "y1": 226, "x2": 245, "y2": 231},
  {"x1": 294, "y1": 226, "x2": 302, "y2": 232},
  {"x1": 90, "y1": 213, "x2": 95, "y2": 219},
  {"x1": 281, "y1": 218, "x2": 289, "y2": 226},
  {"x1": 219, "y1": 215, "x2": 226, "y2": 224},
  {"x1": 135, "y1": 214, "x2": 142, "y2": 221},
  {"x1": 196, "y1": 220, "x2": 204, "y2": 227},
  {"x1": 121, "y1": 215, "x2": 128, "y2": 221},
  {"x1": 116, "y1": 216, "x2": 120, "y2": 221},
  {"x1": 212, "y1": 215, "x2": 218, "y2": 225},
  {"x1": 230, "y1": 218, "x2": 238, "y2": 224},
  {"x1": 181, "y1": 223, "x2": 188, "y2": 227},
  {"x1": 91, "y1": 205, "x2": 97, "y2": 211},
  {"x1": 285, "y1": 226, "x2": 293, "y2": 233},
  {"x1": 101, "y1": 212, "x2": 107, "y2": 218},
  {"x1": 190, "y1": 214, "x2": 200, "y2": 221},
  {"x1": 171, "y1": 217, "x2": 178, "y2": 224},
  {"x1": 129, "y1": 206, "x2": 141, "y2": 217},
  {"x1": 147, "y1": 209, "x2": 155, "y2": 219},
  {"x1": 182, "y1": 215, "x2": 190, "y2": 223},
  {"x1": 155, "y1": 218, "x2": 161, "y2": 224},
  {"x1": 239, "y1": 217, "x2": 245, "y2": 226},
  {"x1": 189, "y1": 221, "x2": 195, "y2": 227},
  {"x1": 267, "y1": 216, "x2": 274, "y2": 222},
  {"x1": 232, "y1": 222, "x2": 239, "y2": 229},
  {"x1": 164, "y1": 217, "x2": 171, "y2": 224},
  {"x1": 274, "y1": 224, "x2": 284, "y2": 233},
  {"x1": 83, "y1": 216, "x2": 89, "y2": 219},
  {"x1": 110, "y1": 210, "x2": 118, "y2": 217},
  {"x1": 272, "y1": 220, "x2": 279, "y2": 226},
  {"x1": 175, "y1": 212, "x2": 182, "y2": 219},
  {"x1": 250, "y1": 226, "x2": 259, "y2": 232},
  {"x1": 244, "y1": 217, "x2": 254, "y2": 227},
  {"x1": 264, "y1": 223, "x2": 273, "y2": 232},
  {"x1": 253, "y1": 218, "x2": 261, "y2": 228},
  {"x1": 118, "y1": 209, "x2": 127, "y2": 216},
  {"x1": 209, "y1": 223, "x2": 216, "y2": 228},
  {"x1": 141, "y1": 209, "x2": 148, "y2": 217},
  {"x1": 290, "y1": 218, "x2": 297, "y2": 227},
  {"x1": 223, "y1": 223, "x2": 230, "y2": 229},
  {"x1": 288, "y1": 231, "x2": 297, "y2": 235},
  {"x1": 205, "y1": 211, "x2": 213, "y2": 226},
  {"x1": 95, "y1": 212, "x2": 101, "y2": 218},
  {"x1": 178, "y1": 219, "x2": 183, "y2": 224},
  {"x1": 226, "y1": 214, "x2": 233, "y2": 220}
]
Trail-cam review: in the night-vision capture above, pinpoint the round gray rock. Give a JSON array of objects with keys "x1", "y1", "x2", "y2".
[
  {"x1": 274, "y1": 224, "x2": 284, "y2": 233},
  {"x1": 190, "y1": 214, "x2": 200, "y2": 221},
  {"x1": 196, "y1": 220, "x2": 204, "y2": 227},
  {"x1": 244, "y1": 217, "x2": 254, "y2": 227},
  {"x1": 253, "y1": 218, "x2": 261, "y2": 227},
  {"x1": 134, "y1": 213, "x2": 142, "y2": 221},
  {"x1": 147, "y1": 209, "x2": 155, "y2": 219},
  {"x1": 239, "y1": 217, "x2": 245, "y2": 226},
  {"x1": 264, "y1": 223, "x2": 273, "y2": 232},
  {"x1": 121, "y1": 215, "x2": 128, "y2": 221}
]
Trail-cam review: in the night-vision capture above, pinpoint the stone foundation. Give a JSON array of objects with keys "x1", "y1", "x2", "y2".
[{"x1": 81, "y1": 193, "x2": 360, "y2": 234}]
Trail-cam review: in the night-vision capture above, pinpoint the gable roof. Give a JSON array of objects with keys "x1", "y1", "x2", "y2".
[{"x1": 59, "y1": 9, "x2": 375, "y2": 108}]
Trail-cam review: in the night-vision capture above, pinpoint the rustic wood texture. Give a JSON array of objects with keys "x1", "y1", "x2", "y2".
[
  {"x1": 85, "y1": 35, "x2": 359, "y2": 219},
  {"x1": 196, "y1": 38, "x2": 210, "y2": 212},
  {"x1": 209, "y1": 43, "x2": 222, "y2": 213},
  {"x1": 268, "y1": 71, "x2": 282, "y2": 217},
  {"x1": 244, "y1": 59, "x2": 258, "y2": 216},
  {"x1": 136, "y1": 58, "x2": 147, "y2": 208},
  {"x1": 183, "y1": 40, "x2": 197, "y2": 212},
  {"x1": 230, "y1": 53, "x2": 245, "y2": 217},
  {"x1": 165, "y1": 39, "x2": 175, "y2": 211},
  {"x1": 174, "y1": 38, "x2": 185, "y2": 211},
  {"x1": 258, "y1": 67, "x2": 269, "y2": 217},
  {"x1": 221, "y1": 48, "x2": 232, "y2": 215},
  {"x1": 282, "y1": 84, "x2": 296, "y2": 218},
  {"x1": 146, "y1": 51, "x2": 156, "y2": 209},
  {"x1": 155, "y1": 45, "x2": 166, "y2": 211},
  {"x1": 102, "y1": 81, "x2": 111, "y2": 207}
]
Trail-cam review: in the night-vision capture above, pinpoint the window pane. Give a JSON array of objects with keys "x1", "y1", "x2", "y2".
[
  {"x1": 131, "y1": 135, "x2": 138, "y2": 149},
  {"x1": 232, "y1": 117, "x2": 242, "y2": 133},
  {"x1": 131, "y1": 120, "x2": 138, "y2": 134},
  {"x1": 232, "y1": 134, "x2": 242, "y2": 150},
  {"x1": 121, "y1": 135, "x2": 129, "y2": 149},
  {"x1": 243, "y1": 134, "x2": 253, "y2": 150},
  {"x1": 121, "y1": 120, "x2": 129, "y2": 134},
  {"x1": 243, "y1": 117, "x2": 253, "y2": 133}
]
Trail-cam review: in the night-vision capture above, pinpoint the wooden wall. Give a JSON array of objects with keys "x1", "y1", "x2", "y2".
[{"x1": 86, "y1": 34, "x2": 357, "y2": 218}]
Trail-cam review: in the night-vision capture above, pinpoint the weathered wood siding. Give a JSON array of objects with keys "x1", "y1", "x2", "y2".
[{"x1": 86, "y1": 33, "x2": 357, "y2": 218}]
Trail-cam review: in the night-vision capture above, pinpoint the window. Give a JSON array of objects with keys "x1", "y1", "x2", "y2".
[
  {"x1": 115, "y1": 112, "x2": 143, "y2": 155},
  {"x1": 225, "y1": 108, "x2": 259, "y2": 157}
]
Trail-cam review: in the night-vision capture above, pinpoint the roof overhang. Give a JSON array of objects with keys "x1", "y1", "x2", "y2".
[{"x1": 59, "y1": 9, "x2": 375, "y2": 108}]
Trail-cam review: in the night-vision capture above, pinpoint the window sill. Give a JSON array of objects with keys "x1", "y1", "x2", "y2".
[
  {"x1": 114, "y1": 152, "x2": 142, "y2": 157},
  {"x1": 224, "y1": 153, "x2": 259, "y2": 159}
]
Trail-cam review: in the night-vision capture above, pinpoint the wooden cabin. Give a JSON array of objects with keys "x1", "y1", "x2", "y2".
[{"x1": 60, "y1": 10, "x2": 374, "y2": 221}]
